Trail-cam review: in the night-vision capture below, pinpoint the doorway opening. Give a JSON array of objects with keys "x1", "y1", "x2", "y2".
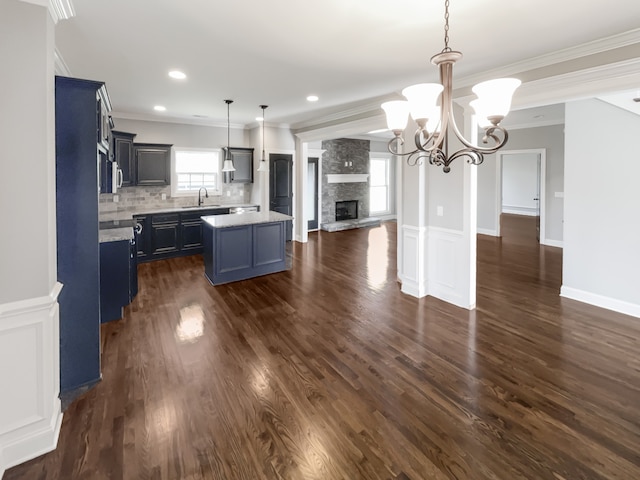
[{"x1": 496, "y1": 149, "x2": 546, "y2": 243}]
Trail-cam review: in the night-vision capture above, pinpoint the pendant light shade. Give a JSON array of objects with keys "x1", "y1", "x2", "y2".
[
  {"x1": 222, "y1": 99, "x2": 235, "y2": 172},
  {"x1": 257, "y1": 105, "x2": 268, "y2": 172}
]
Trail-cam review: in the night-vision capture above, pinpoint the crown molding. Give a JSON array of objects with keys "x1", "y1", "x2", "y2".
[
  {"x1": 20, "y1": 0, "x2": 75, "y2": 23},
  {"x1": 457, "y1": 28, "x2": 640, "y2": 88},
  {"x1": 112, "y1": 111, "x2": 242, "y2": 129}
]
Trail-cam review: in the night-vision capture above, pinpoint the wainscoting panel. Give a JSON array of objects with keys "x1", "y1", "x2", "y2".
[
  {"x1": 427, "y1": 227, "x2": 466, "y2": 308},
  {"x1": 400, "y1": 225, "x2": 427, "y2": 298},
  {"x1": 0, "y1": 283, "x2": 63, "y2": 477}
]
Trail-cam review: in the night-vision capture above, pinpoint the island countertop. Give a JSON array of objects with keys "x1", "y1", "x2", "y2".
[{"x1": 202, "y1": 211, "x2": 292, "y2": 228}]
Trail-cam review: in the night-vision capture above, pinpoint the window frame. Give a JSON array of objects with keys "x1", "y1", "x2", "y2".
[
  {"x1": 369, "y1": 154, "x2": 392, "y2": 215},
  {"x1": 171, "y1": 147, "x2": 222, "y2": 197}
]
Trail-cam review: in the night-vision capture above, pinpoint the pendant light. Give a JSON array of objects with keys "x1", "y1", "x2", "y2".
[
  {"x1": 257, "y1": 105, "x2": 268, "y2": 172},
  {"x1": 221, "y1": 99, "x2": 235, "y2": 172}
]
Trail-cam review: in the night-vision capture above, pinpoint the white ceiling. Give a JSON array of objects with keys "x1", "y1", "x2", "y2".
[{"x1": 55, "y1": 0, "x2": 640, "y2": 129}]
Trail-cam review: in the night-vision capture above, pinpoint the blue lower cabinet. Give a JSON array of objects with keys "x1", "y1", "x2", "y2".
[
  {"x1": 204, "y1": 221, "x2": 286, "y2": 285},
  {"x1": 100, "y1": 241, "x2": 131, "y2": 323}
]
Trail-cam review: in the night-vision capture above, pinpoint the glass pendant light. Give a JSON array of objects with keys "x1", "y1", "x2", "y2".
[{"x1": 221, "y1": 99, "x2": 235, "y2": 172}]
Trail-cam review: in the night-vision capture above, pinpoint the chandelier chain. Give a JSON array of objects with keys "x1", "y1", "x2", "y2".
[{"x1": 443, "y1": 0, "x2": 451, "y2": 53}]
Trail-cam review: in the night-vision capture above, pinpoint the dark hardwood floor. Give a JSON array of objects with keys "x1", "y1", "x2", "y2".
[{"x1": 6, "y1": 217, "x2": 640, "y2": 479}]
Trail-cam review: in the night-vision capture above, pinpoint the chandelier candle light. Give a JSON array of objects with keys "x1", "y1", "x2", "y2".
[
  {"x1": 257, "y1": 105, "x2": 268, "y2": 172},
  {"x1": 222, "y1": 99, "x2": 235, "y2": 172},
  {"x1": 381, "y1": 0, "x2": 521, "y2": 173}
]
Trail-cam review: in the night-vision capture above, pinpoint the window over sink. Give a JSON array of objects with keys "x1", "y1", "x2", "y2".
[{"x1": 172, "y1": 148, "x2": 221, "y2": 196}]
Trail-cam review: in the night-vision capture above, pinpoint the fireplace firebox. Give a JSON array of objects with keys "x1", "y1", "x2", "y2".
[{"x1": 335, "y1": 200, "x2": 358, "y2": 221}]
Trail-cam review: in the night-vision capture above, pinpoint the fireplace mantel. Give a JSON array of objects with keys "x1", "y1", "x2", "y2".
[{"x1": 326, "y1": 174, "x2": 369, "y2": 184}]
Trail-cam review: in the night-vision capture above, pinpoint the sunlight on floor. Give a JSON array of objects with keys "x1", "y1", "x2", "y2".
[{"x1": 366, "y1": 227, "x2": 389, "y2": 291}]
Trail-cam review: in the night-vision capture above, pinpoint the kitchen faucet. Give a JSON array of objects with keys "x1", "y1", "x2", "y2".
[{"x1": 198, "y1": 187, "x2": 208, "y2": 206}]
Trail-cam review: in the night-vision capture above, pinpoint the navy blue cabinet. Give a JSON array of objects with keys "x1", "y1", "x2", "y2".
[
  {"x1": 112, "y1": 131, "x2": 136, "y2": 186},
  {"x1": 55, "y1": 76, "x2": 108, "y2": 400},
  {"x1": 203, "y1": 220, "x2": 286, "y2": 285},
  {"x1": 135, "y1": 208, "x2": 230, "y2": 263},
  {"x1": 134, "y1": 143, "x2": 172, "y2": 186},
  {"x1": 99, "y1": 238, "x2": 137, "y2": 323},
  {"x1": 99, "y1": 241, "x2": 130, "y2": 323}
]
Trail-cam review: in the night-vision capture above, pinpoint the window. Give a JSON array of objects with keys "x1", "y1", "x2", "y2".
[
  {"x1": 172, "y1": 148, "x2": 221, "y2": 196},
  {"x1": 370, "y1": 156, "x2": 391, "y2": 214}
]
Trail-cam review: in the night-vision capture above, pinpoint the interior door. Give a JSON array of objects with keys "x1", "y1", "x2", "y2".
[
  {"x1": 269, "y1": 153, "x2": 293, "y2": 240},
  {"x1": 306, "y1": 157, "x2": 319, "y2": 230}
]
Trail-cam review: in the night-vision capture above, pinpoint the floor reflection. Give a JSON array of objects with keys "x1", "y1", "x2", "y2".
[
  {"x1": 175, "y1": 304, "x2": 205, "y2": 343},
  {"x1": 366, "y1": 226, "x2": 390, "y2": 291}
]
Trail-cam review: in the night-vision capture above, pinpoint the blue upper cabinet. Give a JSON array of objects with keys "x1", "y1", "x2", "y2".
[{"x1": 55, "y1": 76, "x2": 109, "y2": 402}]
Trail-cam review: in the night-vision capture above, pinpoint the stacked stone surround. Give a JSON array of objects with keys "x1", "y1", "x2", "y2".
[
  {"x1": 99, "y1": 183, "x2": 249, "y2": 219},
  {"x1": 321, "y1": 138, "x2": 370, "y2": 226}
]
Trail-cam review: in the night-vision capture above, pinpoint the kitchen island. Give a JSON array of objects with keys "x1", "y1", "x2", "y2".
[{"x1": 202, "y1": 211, "x2": 292, "y2": 285}]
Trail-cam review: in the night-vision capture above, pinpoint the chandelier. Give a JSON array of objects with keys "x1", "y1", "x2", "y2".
[{"x1": 381, "y1": 0, "x2": 521, "y2": 173}]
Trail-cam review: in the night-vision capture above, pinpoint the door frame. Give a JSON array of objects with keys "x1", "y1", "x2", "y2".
[
  {"x1": 306, "y1": 157, "x2": 319, "y2": 231},
  {"x1": 495, "y1": 148, "x2": 547, "y2": 243}
]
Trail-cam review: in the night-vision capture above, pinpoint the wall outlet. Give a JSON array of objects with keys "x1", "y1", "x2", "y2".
[
  {"x1": 437, "y1": 205, "x2": 444, "y2": 216},
  {"x1": 113, "y1": 194, "x2": 119, "y2": 203},
  {"x1": 161, "y1": 193, "x2": 167, "y2": 200},
  {"x1": 226, "y1": 190, "x2": 231, "y2": 197}
]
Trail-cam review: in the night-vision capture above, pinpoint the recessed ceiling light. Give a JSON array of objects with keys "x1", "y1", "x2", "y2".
[
  {"x1": 307, "y1": 95, "x2": 319, "y2": 102},
  {"x1": 168, "y1": 70, "x2": 186, "y2": 80},
  {"x1": 154, "y1": 105, "x2": 166, "y2": 112}
]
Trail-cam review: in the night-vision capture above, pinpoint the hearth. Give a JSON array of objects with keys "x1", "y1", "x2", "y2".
[{"x1": 336, "y1": 200, "x2": 358, "y2": 221}]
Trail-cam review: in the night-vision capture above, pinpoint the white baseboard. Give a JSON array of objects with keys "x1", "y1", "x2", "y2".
[
  {"x1": 0, "y1": 283, "x2": 63, "y2": 476},
  {"x1": 502, "y1": 206, "x2": 538, "y2": 216},
  {"x1": 560, "y1": 286, "x2": 640, "y2": 318},
  {"x1": 477, "y1": 228, "x2": 498, "y2": 237},
  {"x1": 542, "y1": 238, "x2": 564, "y2": 248}
]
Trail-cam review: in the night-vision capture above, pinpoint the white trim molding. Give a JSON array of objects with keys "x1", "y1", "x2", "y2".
[
  {"x1": 400, "y1": 225, "x2": 427, "y2": 298},
  {"x1": 326, "y1": 174, "x2": 369, "y2": 184},
  {"x1": 560, "y1": 286, "x2": 640, "y2": 319},
  {"x1": 0, "y1": 283, "x2": 64, "y2": 476},
  {"x1": 19, "y1": 0, "x2": 75, "y2": 23},
  {"x1": 427, "y1": 226, "x2": 468, "y2": 308}
]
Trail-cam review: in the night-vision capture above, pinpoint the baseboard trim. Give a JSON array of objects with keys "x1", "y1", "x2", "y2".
[
  {"x1": 477, "y1": 228, "x2": 498, "y2": 237},
  {"x1": 542, "y1": 238, "x2": 564, "y2": 248},
  {"x1": 560, "y1": 286, "x2": 640, "y2": 318},
  {"x1": 1, "y1": 401, "x2": 62, "y2": 474}
]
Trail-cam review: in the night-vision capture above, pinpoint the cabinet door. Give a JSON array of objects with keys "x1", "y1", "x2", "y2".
[
  {"x1": 112, "y1": 131, "x2": 136, "y2": 186},
  {"x1": 151, "y1": 213, "x2": 180, "y2": 257},
  {"x1": 224, "y1": 147, "x2": 253, "y2": 184},
  {"x1": 99, "y1": 241, "x2": 130, "y2": 323},
  {"x1": 134, "y1": 143, "x2": 172, "y2": 186},
  {"x1": 180, "y1": 220, "x2": 204, "y2": 252}
]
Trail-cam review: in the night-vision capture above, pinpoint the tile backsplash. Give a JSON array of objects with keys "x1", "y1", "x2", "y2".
[{"x1": 99, "y1": 184, "x2": 250, "y2": 218}]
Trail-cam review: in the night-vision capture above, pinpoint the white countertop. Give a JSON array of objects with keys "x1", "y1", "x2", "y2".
[
  {"x1": 99, "y1": 227, "x2": 134, "y2": 243},
  {"x1": 99, "y1": 204, "x2": 259, "y2": 222},
  {"x1": 202, "y1": 211, "x2": 292, "y2": 228}
]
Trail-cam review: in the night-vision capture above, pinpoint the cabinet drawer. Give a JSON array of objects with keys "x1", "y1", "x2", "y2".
[{"x1": 152, "y1": 213, "x2": 179, "y2": 224}]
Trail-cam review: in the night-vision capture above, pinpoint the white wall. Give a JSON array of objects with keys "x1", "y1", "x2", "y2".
[
  {"x1": 562, "y1": 99, "x2": 640, "y2": 317},
  {"x1": 0, "y1": 1, "x2": 62, "y2": 476},
  {"x1": 478, "y1": 124, "x2": 565, "y2": 242}
]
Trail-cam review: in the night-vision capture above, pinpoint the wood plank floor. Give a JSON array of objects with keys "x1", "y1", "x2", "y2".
[{"x1": 6, "y1": 217, "x2": 640, "y2": 479}]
